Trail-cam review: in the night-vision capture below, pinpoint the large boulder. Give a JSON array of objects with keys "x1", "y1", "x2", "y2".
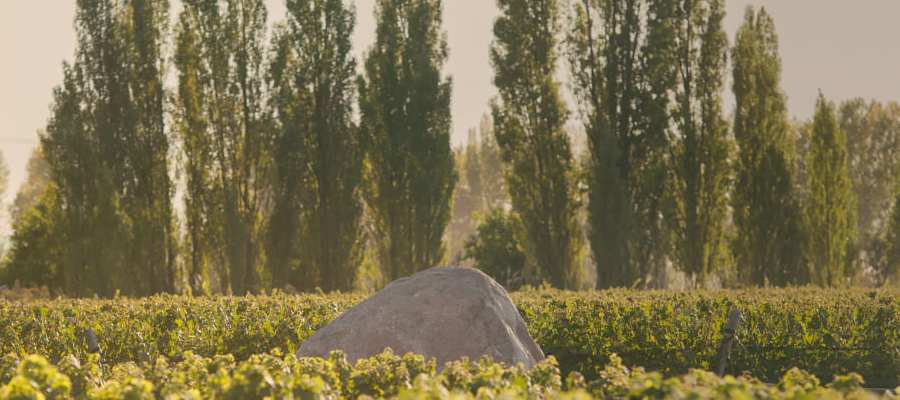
[{"x1": 297, "y1": 267, "x2": 544, "y2": 369}]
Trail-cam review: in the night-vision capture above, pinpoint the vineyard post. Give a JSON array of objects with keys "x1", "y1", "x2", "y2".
[
  {"x1": 716, "y1": 308, "x2": 742, "y2": 376},
  {"x1": 85, "y1": 328, "x2": 100, "y2": 355},
  {"x1": 68, "y1": 317, "x2": 103, "y2": 364}
]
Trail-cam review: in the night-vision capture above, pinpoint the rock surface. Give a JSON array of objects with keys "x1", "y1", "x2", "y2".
[{"x1": 297, "y1": 267, "x2": 544, "y2": 369}]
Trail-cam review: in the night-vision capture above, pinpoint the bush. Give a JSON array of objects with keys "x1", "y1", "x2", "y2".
[{"x1": 463, "y1": 209, "x2": 526, "y2": 289}]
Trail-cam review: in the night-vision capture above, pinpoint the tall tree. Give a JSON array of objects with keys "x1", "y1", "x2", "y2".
[
  {"x1": 9, "y1": 147, "x2": 52, "y2": 224},
  {"x1": 267, "y1": 0, "x2": 363, "y2": 292},
  {"x1": 174, "y1": 7, "x2": 214, "y2": 294},
  {"x1": 174, "y1": 0, "x2": 273, "y2": 295},
  {"x1": 2, "y1": 147, "x2": 58, "y2": 291},
  {"x1": 121, "y1": 0, "x2": 178, "y2": 296},
  {"x1": 568, "y1": 0, "x2": 671, "y2": 288},
  {"x1": 448, "y1": 117, "x2": 508, "y2": 264},
  {"x1": 0, "y1": 151, "x2": 8, "y2": 209},
  {"x1": 463, "y1": 131, "x2": 484, "y2": 216},
  {"x1": 875, "y1": 186, "x2": 900, "y2": 286},
  {"x1": 447, "y1": 130, "x2": 483, "y2": 264},
  {"x1": 358, "y1": 0, "x2": 456, "y2": 281},
  {"x1": 2, "y1": 185, "x2": 63, "y2": 291},
  {"x1": 41, "y1": 58, "x2": 109, "y2": 296},
  {"x1": 492, "y1": 0, "x2": 582, "y2": 288},
  {"x1": 0, "y1": 150, "x2": 8, "y2": 257},
  {"x1": 839, "y1": 100, "x2": 900, "y2": 272},
  {"x1": 477, "y1": 115, "x2": 508, "y2": 211},
  {"x1": 40, "y1": 0, "x2": 176, "y2": 296},
  {"x1": 667, "y1": 0, "x2": 732, "y2": 286},
  {"x1": 730, "y1": 7, "x2": 805, "y2": 286},
  {"x1": 806, "y1": 94, "x2": 856, "y2": 286}
]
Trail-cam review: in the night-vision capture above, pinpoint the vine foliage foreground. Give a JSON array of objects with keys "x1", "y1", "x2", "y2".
[
  {"x1": 0, "y1": 288, "x2": 897, "y2": 389},
  {"x1": 1, "y1": 350, "x2": 898, "y2": 399}
]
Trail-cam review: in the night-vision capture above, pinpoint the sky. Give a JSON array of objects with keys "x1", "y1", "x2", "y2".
[{"x1": 1, "y1": 1, "x2": 899, "y2": 233}]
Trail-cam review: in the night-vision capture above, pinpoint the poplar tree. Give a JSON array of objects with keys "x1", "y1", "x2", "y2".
[
  {"x1": 2, "y1": 186, "x2": 63, "y2": 291},
  {"x1": 806, "y1": 94, "x2": 856, "y2": 286},
  {"x1": 492, "y1": 0, "x2": 582, "y2": 288},
  {"x1": 463, "y1": 132, "x2": 484, "y2": 216},
  {"x1": 667, "y1": 0, "x2": 732, "y2": 286},
  {"x1": 0, "y1": 152, "x2": 7, "y2": 207},
  {"x1": 839, "y1": 100, "x2": 900, "y2": 274},
  {"x1": 121, "y1": 0, "x2": 178, "y2": 295},
  {"x1": 448, "y1": 117, "x2": 508, "y2": 264},
  {"x1": 267, "y1": 0, "x2": 363, "y2": 292},
  {"x1": 878, "y1": 188, "x2": 900, "y2": 286},
  {"x1": 447, "y1": 130, "x2": 482, "y2": 263},
  {"x1": 39, "y1": 0, "x2": 176, "y2": 296},
  {"x1": 174, "y1": 8, "x2": 213, "y2": 294},
  {"x1": 568, "y1": 0, "x2": 671, "y2": 288},
  {"x1": 9, "y1": 148, "x2": 52, "y2": 224},
  {"x1": 41, "y1": 59, "x2": 107, "y2": 296},
  {"x1": 477, "y1": 115, "x2": 508, "y2": 211},
  {"x1": 174, "y1": 0, "x2": 272, "y2": 295},
  {"x1": 731, "y1": 7, "x2": 805, "y2": 286},
  {"x1": 358, "y1": 0, "x2": 456, "y2": 281},
  {"x1": 3, "y1": 147, "x2": 59, "y2": 290}
]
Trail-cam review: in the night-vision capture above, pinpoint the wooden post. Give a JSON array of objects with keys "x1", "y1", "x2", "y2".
[
  {"x1": 85, "y1": 328, "x2": 100, "y2": 354},
  {"x1": 69, "y1": 317, "x2": 102, "y2": 364},
  {"x1": 716, "y1": 308, "x2": 742, "y2": 376}
]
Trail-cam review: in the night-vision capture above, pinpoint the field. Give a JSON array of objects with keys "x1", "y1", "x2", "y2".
[{"x1": 0, "y1": 288, "x2": 898, "y2": 398}]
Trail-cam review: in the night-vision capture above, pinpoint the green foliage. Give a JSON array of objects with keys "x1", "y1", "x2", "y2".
[
  {"x1": 887, "y1": 224, "x2": 900, "y2": 286},
  {"x1": 0, "y1": 151, "x2": 8, "y2": 210},
  {"x1": 8, "y1": 148, "x2": 52, "y2": 227},
  {"x1": 172, "y1": 3, "x2": 214, "y2": 296},
  {"x1": 567, "y1": 0, "x2": 672, "y2": 288},
  {"x1": 492, "y1": 0, "x2": 583, "y2": 289},
  {"x1": 447, "y1": 132, "x2": 481, "y2": 264},
  {"x1": 39, "y1": 0, "x2": 177, "y2": 297},
  {"x1": 447, "y1": 117, "x2": 508, "y2": 264},
  {"x1": 0, "y1": 355, "x2": 71, "y2": 399},
  {"x1": 874, "y1": 185, "x2": 900, "y2": 287},
  {"x1": 517, "y1": 288, "x2": 899, "y2": 387},
  {"x1": 2, "y1": 186, "x2": 63, "y2": 290},
  {"x1": 120, "y1": 0, "x2": 179, "y2": 296},
  {"x1": 463, "y1": 209, "x2": 526, "y2": 289},
  {"x1": 1, "y1": 147, "x2": 52, "y2": 287},
  {"x1": 0, "y1": 289, "x2": 897, "y2": 388},
  {"x1": 266, "y1": 0, "x2": 363, "y2": 292},
  {"x1": 1, "y1": 351, "x2": 896, "y2": 399},
  {"x1": 477, "y1": 117, "x2": 508, "y2": 212},
  {"x1": 174, "y1": 0, "x2": 273, "y2": 295},
  {"x1": 665, "y1": 0, "x2": 733, "y2": 287},
  {"x1": 17, "y1": 0, "x2": 894, "y2": 297},
  {"x1": 806, "y1": 94, "x2": 857, "y2": 286},
  {"x1": 358, "y1": 0, "x2": 457, "y2": 281},
  {"x1": 0, "y1": 293, "x2": 360, "y2": 365},
  {"x1": 839, "y1": 100, "x2": 900, "y2": 286},
  {"x1": 730, "y1": 6, "x2": 806, "y2": 286}
]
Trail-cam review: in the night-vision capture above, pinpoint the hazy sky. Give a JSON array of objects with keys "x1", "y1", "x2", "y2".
[{"x1": 1, "y1": 1, "x2": 899, "y2": 233}]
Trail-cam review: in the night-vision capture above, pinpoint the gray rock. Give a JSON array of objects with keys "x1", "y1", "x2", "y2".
[{"x1": 297, "y1": 267, "x2": 544, "y2": 369}]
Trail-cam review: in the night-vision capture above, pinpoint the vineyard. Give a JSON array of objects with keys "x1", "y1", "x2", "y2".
[{"x1": 0, "y1": 288, "x2": 898, "y2": 398}]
